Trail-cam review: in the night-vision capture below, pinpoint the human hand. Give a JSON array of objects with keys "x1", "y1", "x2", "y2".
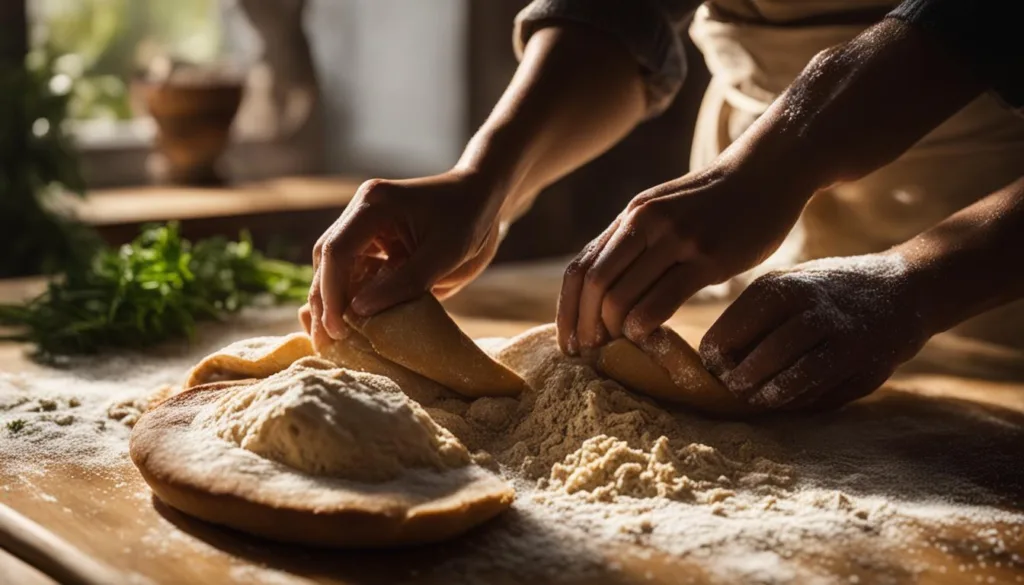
[
  {"x1": 309, "y1": 171, "x2": 507, "y2": 340},
  {"x1": 557, "y1": 164, "x2": 809, "y2": 355},
  {"x1": 699, "y1": 252, "x2": 933, "y2": 411}
]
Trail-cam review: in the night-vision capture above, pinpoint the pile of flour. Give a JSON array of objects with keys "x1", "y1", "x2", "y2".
[
  {"x1": 3, "y1": 307, "x2": 1024, "y2": 583},
  {"x1": 196, "y1": 357, "x2": 470, "y2": 481}
]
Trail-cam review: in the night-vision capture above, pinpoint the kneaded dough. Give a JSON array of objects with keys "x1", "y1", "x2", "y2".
[
  {"x1": 596, "y1": 328, "x2": 755, "y2": 417},
  {"x1": 131, "y1": 360, "x2": 514, "y2": 548},
  {"x1": 185, "y1": 333, "x2": 313, "y2": 388},
  {"x1": 198, "y1": 359, "x2": 471, "y2": 481},
  {"x1": 347, "y1": 295, "x2": 524, "y2": 397},
  {"x1": 315, "y1": 328, "x2": 456, "y2": 405}
]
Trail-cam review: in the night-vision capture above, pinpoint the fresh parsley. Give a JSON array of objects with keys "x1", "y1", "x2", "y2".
[{"x1": 0, "y1": 223, "x2": 312, "y2": 358}]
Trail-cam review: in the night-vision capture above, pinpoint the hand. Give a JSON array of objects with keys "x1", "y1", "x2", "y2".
[
  {"x1": 557, "y1": 163, "x2": 809, "y2": 355},
  {"x1": 309, "y1": 171, "x2": 507, "y2": 340},
  {"x1": 699, "y1": 252, "x2": 933, "y2": 411}
]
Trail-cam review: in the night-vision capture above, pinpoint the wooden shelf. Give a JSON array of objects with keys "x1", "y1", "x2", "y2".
[{"x1": 63, "y1": 176, "x2": 363, "y2": 227}]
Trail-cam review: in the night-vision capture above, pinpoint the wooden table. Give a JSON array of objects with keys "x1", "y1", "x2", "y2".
[{"x1": 2, "y1": 261, "x2": 1024, "y2": 584}]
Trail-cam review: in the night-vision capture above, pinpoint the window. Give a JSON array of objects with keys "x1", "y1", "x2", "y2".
[
  {"x1": 21, "y1": 0, "x2": 321, "y2": 187},
  {"x1": 28, "y1": 0, "x2": 224, "y2": 146}
]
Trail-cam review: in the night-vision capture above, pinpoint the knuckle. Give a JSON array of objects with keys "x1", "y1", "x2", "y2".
[
  {"x1": 355, "y1": 178, "x2": 393, "y2": 204},
  {"x1": 583, "y1": 263, "x2": 612, "y2": 288},
  {"x1": 320, "y1": 239, "x2": 346, "y2": 260},
  {"x1": 564, "y1": 258, "x2": 588, "y2": 280}
]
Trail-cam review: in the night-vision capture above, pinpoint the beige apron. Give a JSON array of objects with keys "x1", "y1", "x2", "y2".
[{"x1": 688, "y1": 1, "x2": 1024, "y2": 348}]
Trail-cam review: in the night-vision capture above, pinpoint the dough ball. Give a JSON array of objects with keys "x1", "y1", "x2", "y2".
[{"x1": 197, "y1": 359, "x2": 471, "y2": 482}]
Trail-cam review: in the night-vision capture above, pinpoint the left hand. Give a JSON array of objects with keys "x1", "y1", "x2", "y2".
[{"x1": 699, "y1": 252, "x2": 933, "y2": 411}]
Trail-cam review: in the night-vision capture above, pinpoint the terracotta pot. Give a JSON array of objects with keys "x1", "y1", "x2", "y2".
[{"x1": 136, "y1": 79, "x2": 244, "y2": 185}]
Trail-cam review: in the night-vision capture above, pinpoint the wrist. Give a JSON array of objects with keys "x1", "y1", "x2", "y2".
[
  {"x1": 454, "y1": 125, "x2": 538, "y2": 224},
  {"x1": 891, "y1": 240, "x2": 973, "y2": 338}
]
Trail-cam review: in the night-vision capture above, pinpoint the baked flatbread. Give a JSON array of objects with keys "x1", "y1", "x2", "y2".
[{"x1": 130, "y1": 381, "x2": 514, "y2": 548}]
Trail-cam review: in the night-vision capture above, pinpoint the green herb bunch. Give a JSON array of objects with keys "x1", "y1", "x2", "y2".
[{"x1": 0, "y1": 223, "x2": 312, "y2": 358}]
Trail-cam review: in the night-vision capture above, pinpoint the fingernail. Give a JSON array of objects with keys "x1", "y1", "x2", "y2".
[
  {"x1": 622, "y1": 316, "x2": 645, "y2": 343},
  {"x1": 350, "y1": 293, "x2": 373, "y2": 317},
  {"x1": 323, "y1": 316, "x2": 345, "y2": 340}
]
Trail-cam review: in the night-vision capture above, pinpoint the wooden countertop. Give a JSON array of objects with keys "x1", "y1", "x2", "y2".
[
  {"x1": 2, "y1": 261, "x2": 1024, "y2": 584},
  {"x1": 60, "y1": 176, "x2": 362, "y2": 227}
]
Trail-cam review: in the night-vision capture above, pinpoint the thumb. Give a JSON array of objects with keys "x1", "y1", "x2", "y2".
[{"x1": 349, "y1": 245, "x2": 448, "y2": 316}]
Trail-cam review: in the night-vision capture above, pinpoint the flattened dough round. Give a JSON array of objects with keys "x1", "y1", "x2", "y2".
[
  {"x1": 347, "y1": 295, "x2": 524, "y2": 397},
  {"x1": 185, "y1": 333, "x2": 313, "y2": 388},
  {"x1": 130, "y1": 382, "x2": 514, "y2": 548},
  {"x1": 596, "y1": 327, "x2": 755, "y2": 417}
]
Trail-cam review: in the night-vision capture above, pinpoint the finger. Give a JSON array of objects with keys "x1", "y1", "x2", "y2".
[
  {"x1": 780, "y1": 372, "x2": 850, "y2": 411},
  {"x1": 298, "y1": 303, "x2": 312, "y2": 334},
  {"x1": 349, "y1": 254, "x2": 389, "y2": 300},
  {"x1": 746, "y1": 345, "x2": 847, "y2": 409},
  {"x1": 723, "y1": 310, "x2": 827, "y2": 399},
  {"x1": 351, "y1": 243, "x2": 449, "y2": 316},
  {"x1": 318, "y1": 206, "x2": 386, "y2": 338},
  {"x1": 621, "y1": 261, "x2": 710, "y2": 343},
  {"x1": 600, "y1": 249, "x2": 676, "y2": 340},
  {"x1": 557, "y1": 219, "x2": 620, "y2": 356},
  {"x1": 807, "y1": 370, "x2": 891, "y2": 411},
  {"x1": 307, "y1": 277, "x2": 331, "y2": 349},
  {"x1": 577, "y1": 225, "x2": 646, "y2": 350},
  {"x1": 700, "y1": 276, "x2": 811, "y2": 377}
]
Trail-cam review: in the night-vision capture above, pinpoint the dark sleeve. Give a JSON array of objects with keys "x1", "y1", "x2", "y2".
[
  {"x1": 513, "y1": 0, "x2": 702, "y2": 119},
  {"x1": 888, "y1": 0, "x2": 1024, "y2": 109}
]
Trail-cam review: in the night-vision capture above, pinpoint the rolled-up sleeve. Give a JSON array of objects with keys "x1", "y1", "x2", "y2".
[
  {"x1": 888, "y1": 0, "x2": 1024, "y2": 109},
  {"x1": 513, "y1": 0, "x2": 699, "y2": 118}
]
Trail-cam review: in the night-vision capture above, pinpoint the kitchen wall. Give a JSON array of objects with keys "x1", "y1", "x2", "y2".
[{"x1": 306, "y1": 0, "x2": 468, "y2": 177}]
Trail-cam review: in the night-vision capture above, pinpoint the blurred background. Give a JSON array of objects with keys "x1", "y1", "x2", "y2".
[{"x1": 0, "y1": 0, "x2": 709, "y2": 277}]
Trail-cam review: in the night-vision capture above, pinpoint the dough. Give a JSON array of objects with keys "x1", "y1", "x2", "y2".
[
  {"x1": 185, "y1": 333, "x2": 313, "y2": 388},
  {"x1": 315, "y1": 328, "x2": 456, "y2": 405},
  {"x1": 346, "y1": 295, "x2": 524, "y2": 397},
  {"x1": 130, "y1": 359, "x2": 514, "y2": 548},
  {"x1": 596, "y1": 328, "x2": 755, "y2": 417},
  {"x1": 197, "y1": 358, "x2": 471, "y2": 481}
]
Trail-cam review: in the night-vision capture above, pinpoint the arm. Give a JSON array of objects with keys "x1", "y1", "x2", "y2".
[
  {"x1": 693, "y1": 0, "x2": 1024, "y2": 409},
  {"x1": 458, "y1": 23, "x2": 646, "y2": 226},
  {"x1": 311, "y1": 0, "x2": 699, "y2": 338},
  {"x1": 701, "y1": 175, "x2": 1024, "y2": 411},
  {"x1": 904, "y1": 176, "x2": 1024, "y2": 334},
  {"x1": 557, "y1": 5, "x2": 1014, "y2": 354}
]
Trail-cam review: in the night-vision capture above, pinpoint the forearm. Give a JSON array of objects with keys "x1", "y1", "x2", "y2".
[
  {"x1": 715, "y1": 17, "x2": 985, "y2": 201},
  {"x1": 455, "y1": 24, "x2": 646, "y2": 223},
  {"x1": 896, "y1": 177, "x2": 1024, "y2": 335}
]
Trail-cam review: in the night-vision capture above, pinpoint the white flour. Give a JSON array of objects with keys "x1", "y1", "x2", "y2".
[
  {"x1": 2, "y1": 307, "x2": 1023, "y2": 584},
  {"x1": 196, "y1": 358, "x2": 470, "y2": 481}
]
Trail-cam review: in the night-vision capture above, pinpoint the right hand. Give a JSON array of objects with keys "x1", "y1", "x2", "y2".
[
  {"x1": 309, "y1": 171, "x2": 507, "y2": 340},
  {"x1": 557, "y1": 162, "x2": 811, "y2": 356}
]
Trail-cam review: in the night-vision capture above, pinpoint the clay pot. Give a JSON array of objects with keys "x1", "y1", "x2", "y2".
[{"x1": 136, "y1": 78, "x2": 244, "y2": 185}]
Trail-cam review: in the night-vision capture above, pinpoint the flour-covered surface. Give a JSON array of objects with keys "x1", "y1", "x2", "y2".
[{"x1": 2, "y1": 302, "x2": 1024, "y2": 585}]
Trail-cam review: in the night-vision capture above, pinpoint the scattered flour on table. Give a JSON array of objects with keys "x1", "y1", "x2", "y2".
[{"x1": 3, "y1": 306, "x2": 1024, "y2": 584}]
